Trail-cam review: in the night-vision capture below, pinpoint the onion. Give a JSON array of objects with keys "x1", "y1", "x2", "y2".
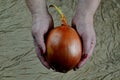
[{"x1": 46, "y1": 5, "x2": 82, "y2": 73}]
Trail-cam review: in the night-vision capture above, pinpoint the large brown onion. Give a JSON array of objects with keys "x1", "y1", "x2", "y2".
[{"x1": 46, "y1": 5, "x2": 82, "y2": 73}]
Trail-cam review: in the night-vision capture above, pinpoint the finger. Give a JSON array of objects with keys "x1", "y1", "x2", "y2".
[
  {"x1": 74, "y1": 32, "x2": 96, "y2": 69},
  {"x1": 79, "y1": 39, "x2": 95, "y2": 67},
  {"x1": 34, "y1": 34, "x2": 46, "y2": 54},
  {"x1": 77, "y1": 36, "x2": 96, "y2": 68},
  {"x1": 34, "y1": 41, "x2": 50, "y2": 69},
  {"x1": 73, "y1": 34, "x2": 91, "y2": 70},
  {"x1": 74, "y1": 54, "x2": 88, "y2": 70},
  {"x1": 80, "y1": 33, "x2": 92, "y2": 56}
]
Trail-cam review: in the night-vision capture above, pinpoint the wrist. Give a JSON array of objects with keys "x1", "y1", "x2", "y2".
[
  {"x1": 75, "y1": 0, "x2": 101, "y2": 17},
  {"x1": 72, "y1": 14, "x2": 93, "y2": 26},
  {"x1": 26, "y1": 0, "x2": 48, "y2": 14},
  {"x1": 32, "y1": 11, "x2": 50, "y2": 18}
]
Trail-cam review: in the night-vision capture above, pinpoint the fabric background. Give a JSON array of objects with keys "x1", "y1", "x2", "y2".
[{"x1": 0, "y1": 0, "x2": 120, "y2": 80}]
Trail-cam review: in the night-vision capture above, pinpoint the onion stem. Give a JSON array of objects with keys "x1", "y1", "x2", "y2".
[{"x1": 49, "y1": 5, "x2": 68, "y2": 26}]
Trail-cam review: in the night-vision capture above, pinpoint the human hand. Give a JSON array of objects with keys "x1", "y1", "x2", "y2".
[
  {"x1": 26, "y1": 0, "x2": 54, "y2": 69},
  {"x1": 32, "y1": 13, "x2": 53, "y2": 69},
  {"x1": 71, "y1": 0, "x2": 100, "y2": 70},
  {"x1": 72, "y1": 15, "x2": 96, "y2": 69}
]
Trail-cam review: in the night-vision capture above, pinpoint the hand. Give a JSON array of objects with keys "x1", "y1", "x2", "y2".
[
  {"x1": 71, "y1": 0, "x2": 100, "y2": 70},
  {"x1": 72, "y1": 15, "x2": 96, "y2": 69},
  {"x1": 26, "y1": 0, "x2": 54, "y2": 69},
  {"x1": 32, "y1": 13, "x2": 53, "y2": 69}
]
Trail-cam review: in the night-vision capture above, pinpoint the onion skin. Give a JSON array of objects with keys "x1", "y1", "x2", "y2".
[
  {"x1": 45, "y1": 5, "x2": 82, "y2": 73},
  {"x1": 46, "y1": 25, "x2": 82, "y2": 72}
]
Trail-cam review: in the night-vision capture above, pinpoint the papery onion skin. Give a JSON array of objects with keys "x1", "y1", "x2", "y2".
[
  {"x1": 46, "y1": 25, "x2": 82, "y2": 73},
  {"x1": 45, "y1": 5, "x2": 82, "y2": 73}
]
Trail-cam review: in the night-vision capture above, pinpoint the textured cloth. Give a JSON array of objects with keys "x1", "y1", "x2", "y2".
[{"x1": 0, "y1": 0, "x2": 120, "y2": 80}]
